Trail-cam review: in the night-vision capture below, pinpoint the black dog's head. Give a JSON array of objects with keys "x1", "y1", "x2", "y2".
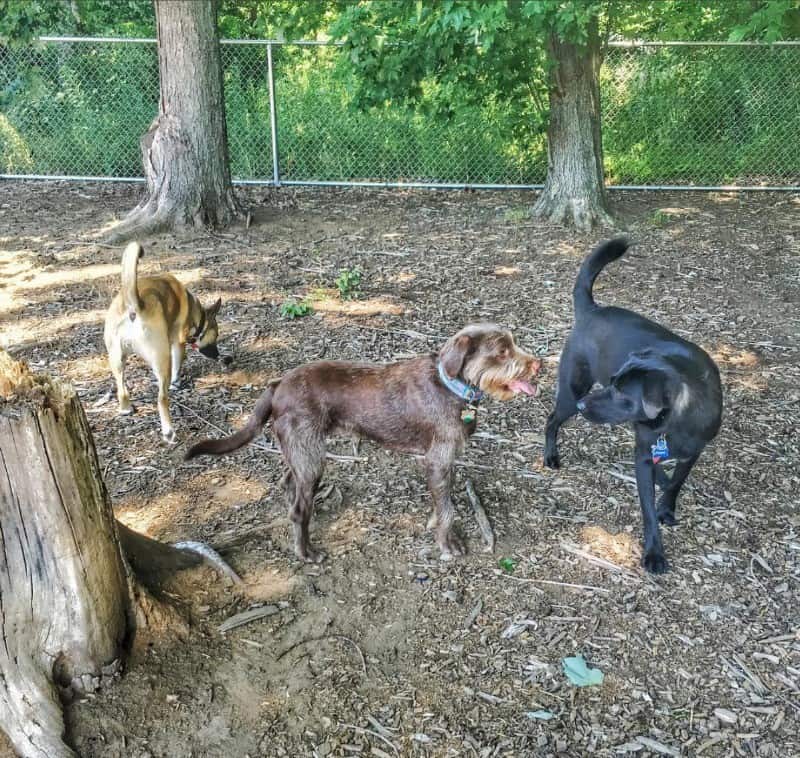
[{"x1": 577, "y1": 351, "x2": 686, "y2": 426}]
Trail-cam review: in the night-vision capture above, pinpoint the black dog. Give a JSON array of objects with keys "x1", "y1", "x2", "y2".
[{"x1": 544, "y1": 238, "x2": 722, "y2": 573}]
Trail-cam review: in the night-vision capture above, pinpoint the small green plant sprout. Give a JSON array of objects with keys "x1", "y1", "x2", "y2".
[
  {"x1": 503, "y1": 206, "x2": 529, "y2": 223},
  {"x1": 279, "y1": 299, "x2": 312, "y2": 319},
  {"x1": 651, "y1": 209, "x2": 670, "y2": 226},
  {"x1": 498, "y1": 556, "x2": 517, "y2": 574},
  {"x1": 335, "y1": 268, "x2": 362, "y2": 300}
]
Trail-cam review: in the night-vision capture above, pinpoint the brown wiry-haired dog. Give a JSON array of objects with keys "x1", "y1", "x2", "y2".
[{"x1": 186, "y1": 324, "x2": 541, "y2": 562}]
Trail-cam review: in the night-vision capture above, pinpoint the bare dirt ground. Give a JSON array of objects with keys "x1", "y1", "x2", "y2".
[{"x1": 1, "y1": 182, "x2": 799, "y2": 758}]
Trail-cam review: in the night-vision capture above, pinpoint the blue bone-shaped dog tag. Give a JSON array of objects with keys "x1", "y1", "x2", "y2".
[{"x1": 651, "y1": 435, "x2": 670, "y2": 464}]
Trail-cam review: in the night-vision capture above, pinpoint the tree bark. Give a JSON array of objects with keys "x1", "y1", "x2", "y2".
[
  {"x1": 107, "y1": 0, "x2": 241, "y2": 242},
  {"x1": 0, "y1": 353, "x2": 199, "y2": 758},
  {"x1": 532, "y1": 22, "x2": 614, "y2": 232}
]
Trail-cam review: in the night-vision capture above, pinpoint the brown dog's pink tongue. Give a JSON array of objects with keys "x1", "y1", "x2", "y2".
[{"x1": 508, "y1": 379, "x2": 537, "y2": 396}]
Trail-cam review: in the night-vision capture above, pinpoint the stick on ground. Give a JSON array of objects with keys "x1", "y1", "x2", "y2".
[{"x1": 465, "y1": 479, "x2": 495, "y2": 553}]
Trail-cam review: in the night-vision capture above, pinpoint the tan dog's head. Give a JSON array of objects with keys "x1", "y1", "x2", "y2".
[
  {"x1": 193, "y1": 298, "x2": 222, "y2": 360},
  {"x1": 439, "y1": 323, "x2": 541, "y2": 401}
]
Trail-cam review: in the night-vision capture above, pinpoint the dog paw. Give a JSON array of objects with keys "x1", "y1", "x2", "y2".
[
  {"x1": 301, "y1": 548, "x2": 326, "y2": 564},
  {"x1": 118, "y1": 404, "x2": 134, "y2": 416},
  {"x1": 162, "y1": 429, "x2": 177, "y2": 445},
  {"x1": 439, "y1": 533, "x2": 466, "y2": 560},
  {"x1": 543, "y1": 451, "x2": 561, "y2": 469},
  {"x1": 643, "y1": 551, "x2": 669, "y2": 574},
  {"x1": 169, "y1": 379, "x2": 185, "y2": 391},
  {"x1": 657, "y1": 508, "x2": 678, "y2": 526}
]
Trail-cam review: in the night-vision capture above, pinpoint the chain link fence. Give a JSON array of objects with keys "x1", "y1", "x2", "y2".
[{"x1": 1, "y1": 37, "x2": 799, "y2": 189}]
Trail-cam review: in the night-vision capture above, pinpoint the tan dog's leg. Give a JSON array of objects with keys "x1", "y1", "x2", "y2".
[
  {"x1": 143, "y1": 339, "x2": 176, "y2": 444},
  {"x1": 170, "y1": 341, "x2": 185, "y2": 389},
  {"x1": 108, "y1": 342, "x2": 132, "y2": 414}
]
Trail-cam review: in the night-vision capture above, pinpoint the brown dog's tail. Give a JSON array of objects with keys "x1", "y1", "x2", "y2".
[
  {"x1": 184, "y1": 383, "x2": 277, "y2": 459},
  {"x1": 121, "y1": 241, "x2": 144, "y2": 316}
]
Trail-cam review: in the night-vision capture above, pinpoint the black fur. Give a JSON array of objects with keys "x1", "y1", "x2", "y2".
[{"x1": 544, "y1": 238, "x2": 723, "y2": 574}]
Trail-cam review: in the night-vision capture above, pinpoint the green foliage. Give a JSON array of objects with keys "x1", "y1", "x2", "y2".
[
  {"x1": 650, "y1": 209, "x2": 669, "y2": 226},
  {"x1": 504, "y1": 207, "x2": 530, "y2": 223},
  {"x1": 334, "y1": 268, "x2": 361, "y2": 300},
  {"x1": 279, "y1": 299, "x2": 312, "y2": 319},
  {"x1": 498, "y1": 556, "x2": 517, "y2": 574}
]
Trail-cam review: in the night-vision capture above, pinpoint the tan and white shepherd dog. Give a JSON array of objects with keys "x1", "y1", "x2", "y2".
[{"x1": 104, "y1": 241, "x2": 222, "y2": 443}]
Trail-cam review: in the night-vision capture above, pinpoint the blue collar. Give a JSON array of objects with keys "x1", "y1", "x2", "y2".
[{"x1": 437, "y1": 361, "x2": 484, "y2": 403}]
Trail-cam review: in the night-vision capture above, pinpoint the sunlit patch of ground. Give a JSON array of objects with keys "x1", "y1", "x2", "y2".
[
  {"x1": 494, "y1": 265, "x2": 522, "y2": 276},
  {"x1": 579, "y1": 525, "x2": 641, "y2": 570},
  {"x1": 118, "y1": 471, "x2": 268, "y2": 537},
  {"x1": 0, "y1": 307, "x2": 106, "y2": 348},
  {"x1": 241, "y1": 564, "x2": 303, "y2": 602},
  {"x1": 61, "y1": 353, "x2": 109, "y2": 383}
]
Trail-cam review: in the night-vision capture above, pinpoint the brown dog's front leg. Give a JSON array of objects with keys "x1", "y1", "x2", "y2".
[{"x1": 424, "y1": 447, "x2": 465, "y2": 560}]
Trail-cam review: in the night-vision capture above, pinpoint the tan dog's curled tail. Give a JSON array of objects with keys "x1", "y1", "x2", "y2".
[
  {"x1": 121, "y1": 241, "x2": 144, "y2": 318},
  {"x1": 184, "y1": 382, "x2": 277, "y2": 460}
]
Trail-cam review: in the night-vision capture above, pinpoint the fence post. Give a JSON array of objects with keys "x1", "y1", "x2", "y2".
[{"x1": 266, "y1": 42, "x2": 280, "y2": 187}]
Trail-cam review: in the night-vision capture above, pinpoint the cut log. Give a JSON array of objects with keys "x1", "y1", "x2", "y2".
[
  {"x1": 0, "y1": 352, "x2": 209, "y2": 757},
  {"x1": 0, "y1": 352, "x2": 130, "y2": 757}
]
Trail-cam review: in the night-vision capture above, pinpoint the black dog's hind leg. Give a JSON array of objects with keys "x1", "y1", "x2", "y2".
[
  {"x1": 657, "y1": 454, "x2": 699, "y2": 526},
  {"x1": 634, "y1": 440, "x2": 668, "y2": 574},
  {"x1": 544, "y1": 356, "x2": 592, "y2": 469}
]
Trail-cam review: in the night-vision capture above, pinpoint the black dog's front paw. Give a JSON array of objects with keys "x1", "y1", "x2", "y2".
[
  {"x1": 543, "y1": 450, "x2": 561, "y2": 469},
  {"x1": 643, "y1": 551, "x2": 669, "y2": 574},
  {"x1": 657, "y1": 507, "x2": 678, "y2": 526}
]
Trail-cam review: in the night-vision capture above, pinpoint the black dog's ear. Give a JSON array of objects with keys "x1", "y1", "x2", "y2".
[
  {"x1": 440, "y1": 334, "x2": 472, "y2": 377},
  {"x1": 641, "y1": 373, "x2": 667, "y2": 419},
  {"x1": 612, "y1": 351, "x2": 677, "y2": 419}
]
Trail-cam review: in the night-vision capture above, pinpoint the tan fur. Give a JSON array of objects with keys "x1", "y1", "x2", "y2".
[{"x1": 104, "y1": 242, "x2": 220, "y2": 443}]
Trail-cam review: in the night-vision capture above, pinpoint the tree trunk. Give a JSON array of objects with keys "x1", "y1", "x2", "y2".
[
  {"x1": 532, "y1": 22, "x2": 614, "y2": 232},
  {"x1": 107, "y1": 0, "x2": 241, "y2": 242},
  {"x1": 0, "y1": 353, "x2": 199, "y2": 758}
]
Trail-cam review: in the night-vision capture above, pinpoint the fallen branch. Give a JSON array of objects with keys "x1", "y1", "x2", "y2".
[
  {"x1": 218, "y1": 605, "x2": 280, "y2": 633},
  {"x1": 465, "y1": 479, "x2": 495, "y2": 553}
]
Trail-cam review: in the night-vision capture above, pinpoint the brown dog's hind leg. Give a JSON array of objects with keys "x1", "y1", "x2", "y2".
[
  {"x1": 277, "y1": 425, "x2": 326, "y2": 563},
  {"x1": 424, "y1": 442, "x2": 465, "y2": 560}
]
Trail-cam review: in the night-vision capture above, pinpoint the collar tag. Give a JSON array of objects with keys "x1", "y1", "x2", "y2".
[
  {"x1": 437, "y1": 361, "x2": 484, "y2": 404},
  {"x1": 461, "y1": 404, "x2": 478, "y2": 424},
  {"x1": 651, "y1": 435, "x2": 671, "y2": 463}
]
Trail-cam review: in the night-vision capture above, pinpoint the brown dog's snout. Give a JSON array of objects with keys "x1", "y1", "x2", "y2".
[{"x1": 529, "y1": 357, "x2": 543, "y2": 376}]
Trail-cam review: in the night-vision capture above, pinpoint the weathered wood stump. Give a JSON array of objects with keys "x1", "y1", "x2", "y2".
[{"x1": 0, "y1": 352, "x2": 200, "y2": 757}]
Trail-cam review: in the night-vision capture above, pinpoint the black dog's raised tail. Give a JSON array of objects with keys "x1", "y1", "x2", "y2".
[
  {"x1": 184, "y1": 383, "x2": 276, "y2": 459},
  {"x1": 573, "y1": 237, "x2": 630, "y2": 316}
]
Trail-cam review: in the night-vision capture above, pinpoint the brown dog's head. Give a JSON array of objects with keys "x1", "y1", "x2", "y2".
[{"x1": 439, "y1": 323, "x2": 542, "y2": 401}]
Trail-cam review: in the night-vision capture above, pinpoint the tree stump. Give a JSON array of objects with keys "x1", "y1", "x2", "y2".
[{"x1": 0, "y1": 352, "x2": 201, "y2": 757}]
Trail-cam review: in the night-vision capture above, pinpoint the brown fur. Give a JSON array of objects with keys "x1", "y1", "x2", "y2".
[
  {"x1": 186, "y1": 324, "x2": 541, "y2": 562},
  {"x1": 104, "y1": 241, "x2": 221, "y2": 443}
]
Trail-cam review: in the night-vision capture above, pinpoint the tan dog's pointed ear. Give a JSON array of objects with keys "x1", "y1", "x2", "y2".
[
  {"x1": 208, "y1": 297, "x2": 222, "y2": 316},
  {"x1": 439, "y1": 334, "x2": 471, "y2": 377}
]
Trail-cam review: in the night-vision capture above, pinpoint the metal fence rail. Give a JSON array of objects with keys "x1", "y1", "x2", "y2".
[{"x1": 1, "y1": 37, "x2": 798, "y2": 189}]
